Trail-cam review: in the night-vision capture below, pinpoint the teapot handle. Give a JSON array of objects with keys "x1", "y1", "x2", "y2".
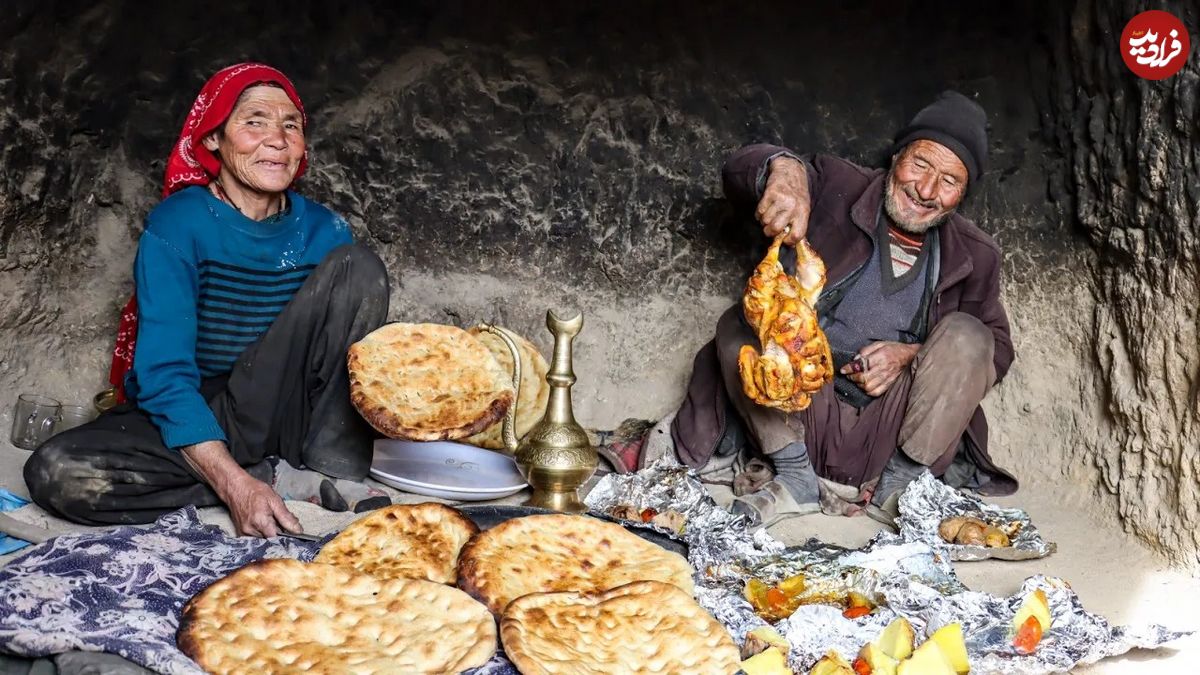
[{"x1": 476, "y1": 323, "x2": 523, "y2": 454}]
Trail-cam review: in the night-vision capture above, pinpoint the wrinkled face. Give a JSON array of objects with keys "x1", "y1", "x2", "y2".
[
  {"x1": 884, "y1": 139, "x2": 967, "y2": 234},
  {"x1": 203, "y1": 85, "x2": 305, "y2": 195}
]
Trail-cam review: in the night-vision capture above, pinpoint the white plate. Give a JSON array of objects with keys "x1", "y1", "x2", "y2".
[{"x1": 369, "y1": 439, "x2": 528, "y2": 501}]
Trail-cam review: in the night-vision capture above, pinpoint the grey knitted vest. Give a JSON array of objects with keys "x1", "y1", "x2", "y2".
[{"x1": 822, "y1": 219, "x2": 931, "y2": 357}]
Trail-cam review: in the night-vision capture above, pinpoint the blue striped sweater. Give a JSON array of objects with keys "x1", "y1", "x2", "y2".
[{"x1": 125, "y1": 186, "x2": 353, "y2": 449}]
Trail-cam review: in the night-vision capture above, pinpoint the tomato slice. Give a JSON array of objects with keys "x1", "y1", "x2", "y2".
[
  {"x1": 765, "y1": 587, "x2": 788, "y2": 609},
  {"x1": 852, "y1": 657, "x2": 873, "y2": 675},
  {"x1": 1013, "y1": 615, "x2": 1044, "y2": 654},
  {"x1": 842, "y1": 605, "x2": 872, "y2": 619},
  {"x1": 640, "y1": 508, "x2": 657, "y2": 522}
]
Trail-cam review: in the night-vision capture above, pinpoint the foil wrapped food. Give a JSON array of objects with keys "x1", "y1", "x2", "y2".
[
  {"x1": 896, "y1": 471, "x2": 1056, "y2": 561},
  {"x1": 585, "y1": 456, "x2": 784, "y2": 571},
  {"x1": 585, "y1": 458, "x2": 1188, "y2": 674}
]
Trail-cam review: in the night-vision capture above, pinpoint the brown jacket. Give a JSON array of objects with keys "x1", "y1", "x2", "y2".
[{"x1": 672, "y1": 144, "x2": 1017, "y2": 495}]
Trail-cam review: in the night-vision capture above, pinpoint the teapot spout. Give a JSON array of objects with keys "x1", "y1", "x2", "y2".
[{"x1": 477, "y1": 323, "x2": 523, "y2": 455}]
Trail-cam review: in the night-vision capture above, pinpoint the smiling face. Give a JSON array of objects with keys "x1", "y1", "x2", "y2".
[
  {"x1": 202, "y1": 84, "x2": 305, "y2": 198},
  {"x1": 884, "y1": 139, "x2": 968, "y2": 234}
]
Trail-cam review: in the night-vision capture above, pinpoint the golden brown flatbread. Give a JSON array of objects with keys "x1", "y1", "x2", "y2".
[
  {"x1": 347, "y1": 323, "x2": 515, "y2": 440},
  {"x1": 462, "y1": 327, "x2": 550, "y2": 450},
  {"x1": 177, "y1": 559, "x2": 496, "y2": 674},
  {"x1": 456, "y1": 514, "x2": 695, "y2": 615},
  {"x1": 314, "y1": 503, "x2": 479, "y2": 584},
  {"x1": 501, "y1": 580, "x2": 741, "y2": 675}
]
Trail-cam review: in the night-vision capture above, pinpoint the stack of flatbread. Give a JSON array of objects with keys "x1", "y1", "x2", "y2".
[
  {"x1": 456, "y1": 513, "x2": 695, "y2": 615},
  {"x1": 177, "y1": 559, "x2": 496, "y2": 674},
  {"x1": 348, "y1": 323, "x2": 518, "y2": 440},
  {"x1": 502, "y1": 581, "x2": 743, "y2": 675},
  {"x1": 314, "y1": 503, "x2": 478, "y2": 584},
  {"x1": 459, "y1": 514, "x2": 740, "y2": 674},
  {"x1": 179, "y1": 505, "x2": 739, "y2": 675}
]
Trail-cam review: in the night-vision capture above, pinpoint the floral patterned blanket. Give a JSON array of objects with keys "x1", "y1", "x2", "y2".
[{"x1": 0, "y1": 507, "x2": 317, "y2": 674}]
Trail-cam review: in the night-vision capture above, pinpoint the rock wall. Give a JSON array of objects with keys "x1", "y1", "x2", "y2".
[
  {"x1": 1044, "y1": 0, "x2": 1200, "y2": 566},
  {"x1": 0, "y1": 0, "x2": 1106, "y2": 548}
]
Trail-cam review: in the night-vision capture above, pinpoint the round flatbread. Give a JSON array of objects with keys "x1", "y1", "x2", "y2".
[
  {"x1": 463, "y1": 327, "x2": 550, "y2": 450},
  {"x1": 177, "y1": 559, "x2": 496, "y2": 675},
  {"x1": 501, "y1": 580, "x2": 741, "y2": 675},
  {"x1": 456, "y1": 514, "x2": 695, "y2": 615},
  {"x1": 314, "y1": 503, "x2": 479, "y2": 584},
  {"x1": 348, "y1": 323, "x2": 515, "y2": 440}
]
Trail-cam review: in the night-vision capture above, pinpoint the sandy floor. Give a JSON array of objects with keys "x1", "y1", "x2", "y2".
[{"x1": 0, "y1": 440, "x2": 1195, "y2": 673}]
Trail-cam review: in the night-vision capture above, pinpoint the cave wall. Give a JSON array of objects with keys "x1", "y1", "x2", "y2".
[
  {"x1": 0, "y1": 0, "x2": 1098, "y2": 539},
  {"x1": 1045, "y1": 0, "x2": 1200, "y2": 566}
]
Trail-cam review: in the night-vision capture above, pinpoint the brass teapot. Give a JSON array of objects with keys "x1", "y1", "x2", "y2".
[{"x1": 478, "y1": 310, "x2": 597, "y2": 512}]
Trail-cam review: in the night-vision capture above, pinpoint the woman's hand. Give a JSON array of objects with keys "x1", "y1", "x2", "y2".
[
  {"x1": 182, "y1": 440, "x2": 302, "y2": 538},
  {"x1": 219, "y1": 474, "x2": 303, "y2": 538},
  {"x1": 757, "y1": 156, "x2": 811, "y2": 245}
]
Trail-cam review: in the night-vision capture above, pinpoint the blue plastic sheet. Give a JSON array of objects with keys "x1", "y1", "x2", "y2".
[{"x1": 0, "y1": 489, "x2": 32, "y2": 555}]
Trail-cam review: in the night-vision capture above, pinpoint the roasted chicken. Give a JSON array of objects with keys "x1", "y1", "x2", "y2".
[{"x1": 737, "y1": 234, "x2": 834, "y2": 412}]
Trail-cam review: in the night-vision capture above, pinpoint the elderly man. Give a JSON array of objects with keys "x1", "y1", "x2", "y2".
[{"x1": 669, "y1": 91, "x2": 1017, "y2": 525}]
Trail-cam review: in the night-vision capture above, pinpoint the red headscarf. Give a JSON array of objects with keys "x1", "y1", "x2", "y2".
[{"x1": 107, "y1": 63, "x2": 308, "y2": 402}]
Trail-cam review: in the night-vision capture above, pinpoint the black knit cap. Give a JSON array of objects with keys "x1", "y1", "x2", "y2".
[{"x1": 892, "y1": 90, "x2": 988, "y2": 188}]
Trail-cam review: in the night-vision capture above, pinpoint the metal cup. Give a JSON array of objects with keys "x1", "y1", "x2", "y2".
[{"x1": 10, "y1": 394, "x2": 62, "y2": 450}]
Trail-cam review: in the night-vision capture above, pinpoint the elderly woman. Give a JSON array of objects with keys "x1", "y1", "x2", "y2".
[{"x1": 24, "y1": 63, "x2": 391, "y2": 537}]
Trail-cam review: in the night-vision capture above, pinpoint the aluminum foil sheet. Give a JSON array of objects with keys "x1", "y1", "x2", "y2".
[
  {"x1": 914, "y1": 576, "x2": 1190, "y2": 674},
  {"x1": 897, "y1": 471, "x2": 1056, "y2": 561},
  {"x1": 585, "y1": 457, "x2": 784, "y2": 570},
  {"x1": 584, "y1": 459, "x2": 1188, "y2": 674}
]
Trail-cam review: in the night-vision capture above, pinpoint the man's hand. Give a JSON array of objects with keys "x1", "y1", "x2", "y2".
[
  {"x1": 840, "y1": 341, "x2": 921, "y2": 397},
  {"x1": 757, "y1": 156, "x2": 811, "y2": 245},
  {"x1": 181, "y1": 440, "x2": 302, "y2": 538}
]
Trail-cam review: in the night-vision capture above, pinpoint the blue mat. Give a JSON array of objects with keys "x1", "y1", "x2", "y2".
[{"x1": 0, "y1": 507, "x2": 317, "y2": 674}]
